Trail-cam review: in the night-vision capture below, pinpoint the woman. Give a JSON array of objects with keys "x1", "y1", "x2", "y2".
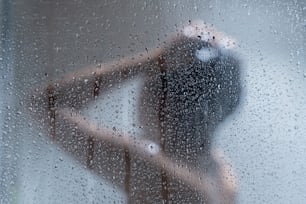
[{"x1": 29, "y1": 20, "x2": 241, "y2": 204}]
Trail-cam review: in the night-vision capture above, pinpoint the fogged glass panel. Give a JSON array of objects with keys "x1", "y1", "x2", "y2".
[{"x1": 1, "y1": 1, "x2": 305, "y2": 204}]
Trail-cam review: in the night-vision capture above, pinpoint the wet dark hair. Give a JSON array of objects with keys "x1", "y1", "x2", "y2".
[{"x1": 142, "y1": 37, "x2": 241, "y2": 163}]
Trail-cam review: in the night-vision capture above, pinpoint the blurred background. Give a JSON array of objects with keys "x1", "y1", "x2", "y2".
[{"x1": 0, "y1": 0, "x2": 305, "y2": 203}]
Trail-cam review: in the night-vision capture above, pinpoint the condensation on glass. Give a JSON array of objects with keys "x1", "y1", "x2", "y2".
[{"x1": 0, "y1": 1, "x2": 305, "y2": 204}]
